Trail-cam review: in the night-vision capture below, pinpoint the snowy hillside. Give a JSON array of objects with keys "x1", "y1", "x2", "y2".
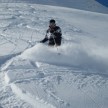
[
  {"x1": 0, "y1": 0, "x2": 108, "y2": 14},
  {"x1": 0, "y1": 3, "x2": 108, "y2": 108}
]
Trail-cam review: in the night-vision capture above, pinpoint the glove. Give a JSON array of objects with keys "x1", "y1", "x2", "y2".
[
  {"x1": 40, "y1": 40, "x2": 43, "y2": 43},
  {"x1": 46, "y1": 29, "x2": 49, "y2": 33}
]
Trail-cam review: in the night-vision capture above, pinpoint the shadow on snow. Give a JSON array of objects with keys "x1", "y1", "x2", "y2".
[{"x1": 96, "y1": 0, "x2": 108, "y2": 7}]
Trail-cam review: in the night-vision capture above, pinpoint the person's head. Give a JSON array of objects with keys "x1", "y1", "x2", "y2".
[{"x1": 49, "y1": 19, "x2": 56, "y2": 28}]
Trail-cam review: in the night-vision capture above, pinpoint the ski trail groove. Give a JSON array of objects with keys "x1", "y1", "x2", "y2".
[{"x1": 0, "y1": 72, "x2": 32, "y2": 108}]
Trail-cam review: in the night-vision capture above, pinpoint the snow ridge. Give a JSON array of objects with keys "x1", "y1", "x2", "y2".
[
  {"x1": 0, "y1": 0, "x2": 108, "y2": 13},
  {"x1": 0, "y1": 72, "x2": 32, "y2": 108}
]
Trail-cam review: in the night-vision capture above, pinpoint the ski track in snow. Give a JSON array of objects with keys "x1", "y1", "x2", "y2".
[
  {"x1": 2, "y1": 59, "x2": 108, "y2": 108},
  {"x1": 0, "y1": 3, "x2": 108, "y2": 108},
  {"x1": 0, "y1": 72, "x2": 33, "y2": 108}
]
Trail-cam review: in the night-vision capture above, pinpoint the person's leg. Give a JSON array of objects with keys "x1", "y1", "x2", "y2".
[
  {"x1": 55, "y1": 37, "x2": 62, "y2": 46},
  {"x1": 48, "y1": 38, "x2": 55, "y2": 46}
]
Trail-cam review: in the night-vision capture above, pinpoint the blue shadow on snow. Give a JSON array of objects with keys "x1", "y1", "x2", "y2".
[{"x1": 96, "y1": 0, "x2": 108, "y2": 7}]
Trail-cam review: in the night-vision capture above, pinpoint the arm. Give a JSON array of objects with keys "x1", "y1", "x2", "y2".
[{"x1": 54, "y1": 27, "x2": 62, "y2": 37}]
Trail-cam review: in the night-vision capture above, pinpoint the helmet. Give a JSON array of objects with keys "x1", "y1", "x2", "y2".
[{"x1": 49, "y1": 19, "x2": 55, "y2": 23}]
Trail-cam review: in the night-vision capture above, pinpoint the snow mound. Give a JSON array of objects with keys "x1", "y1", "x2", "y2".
[{"x1": 20, "y1": 43, "x2": 108, "y2": 73}]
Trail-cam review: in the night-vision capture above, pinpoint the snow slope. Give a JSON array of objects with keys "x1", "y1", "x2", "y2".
[
  {"x1": 0, "y1": 3, "x2": 108, "y2": 108},
  {"x1": 0, "y1": 0, "x2": 108, "y2": 14}
]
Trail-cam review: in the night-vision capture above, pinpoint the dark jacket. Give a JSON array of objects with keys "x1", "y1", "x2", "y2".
[{"x1": 41, "y1": 26, "x2": 62, "y2": 46}]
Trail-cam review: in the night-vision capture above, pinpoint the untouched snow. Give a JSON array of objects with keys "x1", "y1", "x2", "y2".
[{"x1": 0, "y1": 3, "x2": 108, "y2": 108}]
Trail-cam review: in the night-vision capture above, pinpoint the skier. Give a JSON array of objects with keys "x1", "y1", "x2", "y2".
[{"x1": 40, "y1": 19, "x2": 62, "y2": 46}]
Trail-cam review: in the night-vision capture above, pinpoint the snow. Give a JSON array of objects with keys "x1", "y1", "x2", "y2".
[
  {"x1": 0, "y1": 0, "x2": 108, "y2": 14},
  {"x1": 0, "y1": 2, "x2": 108, "y2": 108}
]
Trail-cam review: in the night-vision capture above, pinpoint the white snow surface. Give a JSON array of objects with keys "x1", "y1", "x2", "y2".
[
  {"x1": 0, "y1": 0, "x2": 108, "y2": 14},
  {"x1": 0, "y1": 3, "x2": 108, "y2": 108}
]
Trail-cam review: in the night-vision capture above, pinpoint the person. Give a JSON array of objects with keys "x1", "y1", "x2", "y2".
[{"x1": 40, "y1": 19, "x2": 62, "y2": 46}]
